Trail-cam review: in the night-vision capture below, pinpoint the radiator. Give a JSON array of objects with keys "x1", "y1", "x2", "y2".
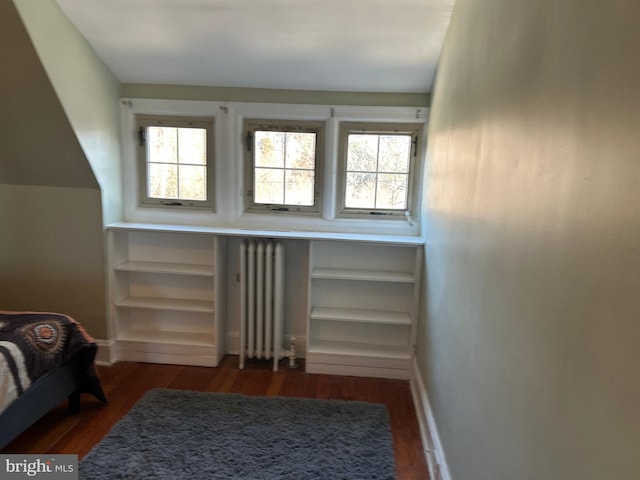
[{"x1": 239, "y1": 239, "x2": 286, "y2": 371}]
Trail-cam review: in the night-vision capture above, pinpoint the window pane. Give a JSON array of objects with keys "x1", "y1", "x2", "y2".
[
  {"x1": 255, "y1": 131, "x2": 284, "y2": 168},
  {"x1": 139, "y1": 116, "x2": 213, "y2": 207},
  {"x1": 347, "y1": 135, "x2": 378, "y2": 171},
  {"x1": 178, "y1": 165, "x2": 207, "y2": 200},
  {"x1": 378, "y1": 135, "x2": 411, "y2": 173},
  {"x1": 345, "y1": 172, "x2": 376, "y2": 208},
  {"x1": 285, "y1": 132, "x2": 316, "y2": 169},
  {"x1": 178, "y1": 128, "x2": 206, "y2": 165},
  {"x1": 148, "y1": 163, "x2": 178, "y2": 199},
  {"x1": 148, "y1": 127, "x2": 178, "y2": 164},
  {"x1": 285, "y1": 169, "x2": 314, "y2": 206},
  {"x1": 247, "y1": 121, "x2": 321, "y2": 211},
  {"x1": 254, "y1": 167, "x2": 284, "y2": 204},
  {"x1": 376, "y1": 173, "x2": 408, "y2": 209}
]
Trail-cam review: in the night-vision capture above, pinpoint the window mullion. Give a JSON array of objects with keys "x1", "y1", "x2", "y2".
[
  {"x1": 373, "y1": 135, "x2": 381, "y2": 209},
  {"x1": 282, "y1": 133, "x2": 287, "y2": 205},
  {"x1": 175, "y1": 129, "x2": 180, "y2": 199}
]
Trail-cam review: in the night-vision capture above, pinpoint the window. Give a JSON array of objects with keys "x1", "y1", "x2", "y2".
[
  {"x1": 125, "y1": 100, "x2": 423, "y2": 234},
  {"x1": 136, "y1": 115, "x2": 214, "y2": 209},
  {"x1": 338, "y1": 122, "x2": 421, "y2": 217},
  {"x1": 244, "y1": 119, "x2": 323, "y2": 213}
]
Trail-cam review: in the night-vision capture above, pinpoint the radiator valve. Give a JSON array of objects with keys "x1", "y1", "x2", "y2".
[{"x1": 286, "y1": 337, "x2": 298, "y2": 369}]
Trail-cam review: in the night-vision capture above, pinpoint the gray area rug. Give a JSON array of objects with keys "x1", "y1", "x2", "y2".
[{"x1": 79, "y1": 388, "x2": 395, "y2": 479}]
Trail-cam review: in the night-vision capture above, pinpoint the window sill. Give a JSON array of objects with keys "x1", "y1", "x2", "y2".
[{"x1": 106, "y1": 221, "x2": 424, "y2": 245}]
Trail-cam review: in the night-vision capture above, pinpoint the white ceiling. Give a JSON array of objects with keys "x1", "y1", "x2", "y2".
[{"x1": 54, "y1": 0, "x2": 455, "y2": 93}]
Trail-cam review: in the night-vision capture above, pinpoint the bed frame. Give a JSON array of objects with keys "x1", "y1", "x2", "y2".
[{"x1": 0, "y1": 359, "x2": 83, "y2": 449}]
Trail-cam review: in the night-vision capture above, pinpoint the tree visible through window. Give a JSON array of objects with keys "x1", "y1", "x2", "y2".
[
  {"x1": 147, "y1": 126, "x2": 207, "y2": 200},
  {"x1": 136, "y1": 115, "x2": 214, "y2": 209},
  {"x1": 254, "y1": 131, "x2": 316, "y2": 206},
  {"x1": 340, "y1": 123, "x2": 420, "y2": 216},
  {"x1": 346, "y1": 134, "x2": 412, "y2": 209},
  {"x1": 245, "y1": 120, "x2": 323, "y2": 213}
]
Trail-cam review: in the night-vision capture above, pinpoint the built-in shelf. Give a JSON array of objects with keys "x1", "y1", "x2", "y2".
[
  {"x1": 107, "y1": 228, "x2": 227, "y2": 367},
  {"x1": 306, "y1": 240, "x2": 421, "y2": 379},
  {"x1": 310, "y1": 307, "x2": 411, "y2": 326},
  {"x1": 308, "y1": 339, "x2": 411, "y2": 360},
  {"x1": 116, "y1": 296, "x2": 215, "y2": 313},
  {"x1": 106, "y1": 224, "x2": 421, "y2": 375},
  {"x1": 115, "y1": 261, "x2": 215, "y2": 276},
  {"x1": 117, "y1": 330, "x2": 216, "y2": 347},
  {"x1": 311, "y1": 268, "x2": 414, "y2": 283},
  {"x1": 107, "y1": 221, "x2": 424, "y2": 246}
]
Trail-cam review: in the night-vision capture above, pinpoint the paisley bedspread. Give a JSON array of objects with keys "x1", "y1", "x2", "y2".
[{"x1": 0, "y1": 310, "x2": 107, "y2": 414}]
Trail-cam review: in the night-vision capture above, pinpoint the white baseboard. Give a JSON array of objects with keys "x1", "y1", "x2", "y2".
[
  {"x1": 411, "y1": 357, "x2": 452, "y2": 480},
  {"x1": 226, "y1": 331, "x2": 307, "y2": 358},
  {"x1": 116, "y1": 350, "x2": 218, "y2": 367},
  {"x1": 96, "y1": 334, "x2": 306, "y2": 367},
  {"x1": 306, "y1": 362, "x2": 410, "y2": 379},
  {"x1": 95, "y1": 339, "x2": 116, "y2": 366}
]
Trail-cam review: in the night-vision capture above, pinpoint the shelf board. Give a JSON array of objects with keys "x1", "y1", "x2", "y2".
[
  {"x1": 116, "y1": 296, "x2": 215, "y2": 313},
  {"x1": 311, "y1": 268, "x2": 414, "y2": 283},
  {"x1": 310, "y1": 307, "x2": 411, "y2": 326},
  {"x1": 308, "y1": 339, "x2": 411, "y2": 360},
  {"x1": 107, "y1": 221, "x2": 424, "y2": 245},
  {"x1": 115, "y1": 261, "x2": 215, "y2": 277}
]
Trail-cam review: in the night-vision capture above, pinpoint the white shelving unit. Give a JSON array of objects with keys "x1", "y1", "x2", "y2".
[
  {"x1": 107, "y1": 227, "x2": 226, "y2": 367},
  {"x1": 105, "y1": 222, "x2": 423, "y2": 374},
  {"x1": 307, "y1": 241, "x2": 422, "y2": 379}
]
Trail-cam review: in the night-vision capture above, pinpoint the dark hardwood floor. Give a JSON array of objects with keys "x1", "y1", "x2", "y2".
[{"x1": 2, "y1": 356, "x2": 429, "y2": 479}]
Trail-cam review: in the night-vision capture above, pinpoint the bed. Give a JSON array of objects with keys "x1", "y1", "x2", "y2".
[{"x1": 0, "y1": 310, "x2": 107, "y2": 449}]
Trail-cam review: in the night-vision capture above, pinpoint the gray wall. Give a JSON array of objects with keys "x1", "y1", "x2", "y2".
[
  {"x1": 0, "y1": 185, "x2": 107, "y2": 335},
  {"x1": 0, "y1": 0, "x2": 121, "y2": 338},
  {"x1": 14, "y1": 0, "x2": 123, "y2": 224},
  {"x1": 418, "y1": 0, "x2": 640, "y2": 479},
  {"x1": 121, "y1": 83, "x2": 429, "y2": 107}
]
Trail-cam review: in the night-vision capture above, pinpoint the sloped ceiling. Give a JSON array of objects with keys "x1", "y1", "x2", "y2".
[
  {"x1": 54, "y1": 0, "x2": 456, "y2": 93},
  {"x1": 1, "y1": 0, "x2": 98, "y2": 188}
]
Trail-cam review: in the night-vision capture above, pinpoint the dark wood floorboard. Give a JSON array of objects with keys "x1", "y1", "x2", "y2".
[{"x1": 1, "y1": 356, "x2": 429, "y2": 479}]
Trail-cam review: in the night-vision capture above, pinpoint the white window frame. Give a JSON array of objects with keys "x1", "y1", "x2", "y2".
[
  {"x1": 243, "y1": 118, "x2": 324, "y2": 215},
  {"x1": 136, "y1": 114, "x2": 215, "y2": 210},
  {"x1": 337, "y1": 122, "x2": 422, "y2": 219}
]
